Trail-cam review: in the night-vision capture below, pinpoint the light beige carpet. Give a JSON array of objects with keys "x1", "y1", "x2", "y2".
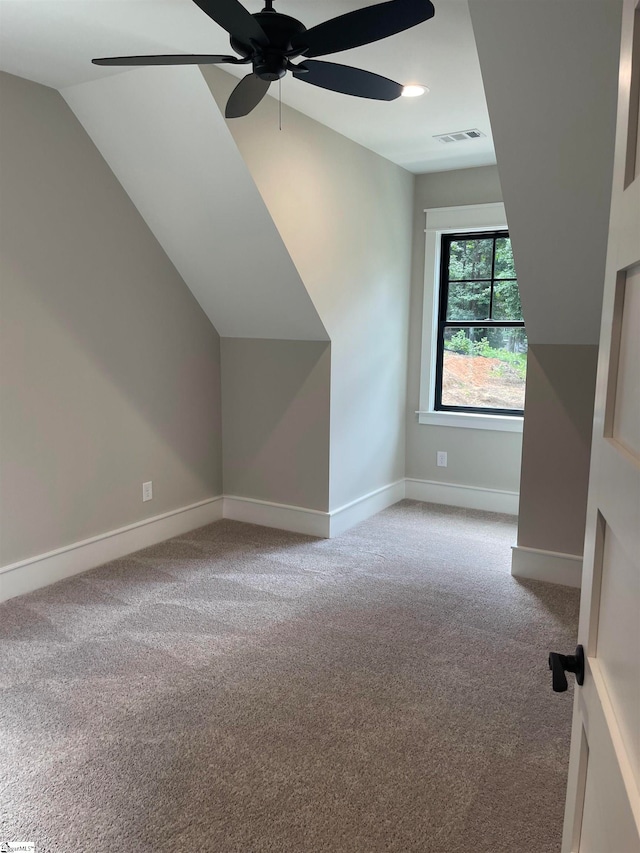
[{"x1": 0, "y1": 501, "x2": 579, "y2": 852}]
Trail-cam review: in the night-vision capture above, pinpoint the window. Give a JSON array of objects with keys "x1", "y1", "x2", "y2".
[
  {"x1": 417, "y1": 203, "x2": 524, "y2": 432},
  {"x1": 435, "y1": 231, "x2": 527, "y2": 415}
]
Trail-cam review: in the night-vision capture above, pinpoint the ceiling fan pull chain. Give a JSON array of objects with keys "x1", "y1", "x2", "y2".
[{"x1": 279, "y1": 77, "x2": 282, "y2": 131}]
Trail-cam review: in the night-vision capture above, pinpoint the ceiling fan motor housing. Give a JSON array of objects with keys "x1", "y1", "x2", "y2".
[{"x1": 230, "y1": 11, "x2": 307, "y2": 80}]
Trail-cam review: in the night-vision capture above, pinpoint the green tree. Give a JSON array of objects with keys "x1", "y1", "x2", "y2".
[{"x1": 446, "y1": 236, "x2": 526, "y2": 354}]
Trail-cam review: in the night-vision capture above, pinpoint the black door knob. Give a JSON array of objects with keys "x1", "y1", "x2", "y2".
[{"x1": 548, "y1": 645, "x2": 585, "y2": 692}]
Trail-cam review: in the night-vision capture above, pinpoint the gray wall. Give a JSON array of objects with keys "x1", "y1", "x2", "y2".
[
  {"x1": 405, "y1": 166, "x2": 523, "y2": 492},
  {"x1": 518, "y1": 345, "x2": 599, "y2": 556},
  {"x1": 221, "y1": 339, "x2": 330, "y2": 510},
  {"x1": 470, "y1": 0, "x2": 621, "y2": 558},
  {"x1": 0, "y1": 72, "x2": 223, "y2": 567},
  {"x1": 203, "y1": 67, "x2": 414, "y2": 511}
]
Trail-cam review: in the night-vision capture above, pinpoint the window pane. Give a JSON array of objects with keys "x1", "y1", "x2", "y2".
[
  {"x1": 494, "y1": 237, "x2": 516, "y2": 278},
  {"x1": 441, "y1": 326, "x2": 528, "y2": 411},
  {"x1": 492, "y1": 280, "x2": 523, "y2": 320},
  {"x1": 446, "y1": 281, "x2": 491, "y2": 320},
  {"x1": 448, "y1": 238, "x2": 493, "y2": 280}
]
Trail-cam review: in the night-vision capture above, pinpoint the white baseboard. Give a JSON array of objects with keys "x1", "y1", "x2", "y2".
[
  {"x1": 1, "y1": 478, "x2": 526, "y2": 603},
  {"x1": 223, "y1": 495, "x2": 330, "y2": 538},
  {"x1": 511, "y1": 545, "x2": 582, "y2": 588},
  {"x1": 224, "y1": 481, "x2": 407, "y2": 540},
  {"x1": 329, "y1": 480, "x2": 406, "y2": 538},
  {"x1": 0, "y1": 486, "x2": 402, "y2": 602},
  {"x1": 0, "y1": 497, "x2": 224, "y2": 603},
  {"x1": 405, "y1": 478, "x2": 519, "y2": 515}
]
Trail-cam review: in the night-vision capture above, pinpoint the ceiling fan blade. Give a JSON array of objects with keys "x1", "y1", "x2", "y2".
[
  {"x1": 291, "y1": 0, "x2": 434, "y2": 59},
  {"x1": 292, "y1": 60, "x2": 402, "y2": 101},
  {"x1": 191, "y1": 0, "x2": 268, "y2": 46},
  {"x1": 225, "y1": 73, "x2": 271, "y2": 118},
  {"x1": 92, "y1": 54, "x2": 245, "y2": 67}
]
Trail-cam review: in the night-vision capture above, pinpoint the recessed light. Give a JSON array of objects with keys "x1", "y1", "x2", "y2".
[{"x1": 401, "y1": 84, "x2": 428, "y2": 98}]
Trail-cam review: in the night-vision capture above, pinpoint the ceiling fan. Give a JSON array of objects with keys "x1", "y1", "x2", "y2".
[{"x1": 93, "y1": 0, "x2": 435, "y2": 118}]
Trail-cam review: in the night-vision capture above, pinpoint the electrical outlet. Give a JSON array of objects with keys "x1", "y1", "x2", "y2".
[
  {"x1": 436, "y1": 451, "x2": 448, "y2": 468},
  {"x1": 142, "y1": 481, "x2": 153, "y2": 502}
]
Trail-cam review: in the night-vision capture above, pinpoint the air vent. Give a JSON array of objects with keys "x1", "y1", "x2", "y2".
[{"x1": 434, "y1": 129, "x2": 486, "y2": 144}]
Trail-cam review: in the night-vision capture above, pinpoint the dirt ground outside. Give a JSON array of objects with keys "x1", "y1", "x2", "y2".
[{"x1": 442, "y1": 351, "x2": 526, "y2": 410}]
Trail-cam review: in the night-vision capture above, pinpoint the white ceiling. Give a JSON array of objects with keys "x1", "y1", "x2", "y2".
[{"x1": 0, "y1": 0, "x2": 496, "y2": 173}]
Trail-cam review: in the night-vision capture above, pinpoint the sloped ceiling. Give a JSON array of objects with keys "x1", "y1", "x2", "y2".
[
  {"x1": 63, "y1": 65, "x2": 328, "y2": 340},
  {"x1": 469, "y1": 0, "x2": 622, "y2": 345}
]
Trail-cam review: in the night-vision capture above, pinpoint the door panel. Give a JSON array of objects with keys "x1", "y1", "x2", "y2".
[
  {"x1": 578, "y1": 665, "x2": 640, "y2": 853},
  {"x1": 611, "y1": 266, "x2": 640, "y2": 456},
  {"x1": 597, "y1": 520, "x2": 640, "y2": 777},
  {"x1": 580, "y1": 712, "x2": 638, "y2": 853},
  {"x1": 625, "y1": 9, "x2": 639, "y2": 186}
]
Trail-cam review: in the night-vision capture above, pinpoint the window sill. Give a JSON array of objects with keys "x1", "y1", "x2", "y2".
[{"x1": 416, "y1": 411, "x2": 524, "y2": 432}]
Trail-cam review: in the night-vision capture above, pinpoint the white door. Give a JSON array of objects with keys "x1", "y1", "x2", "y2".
[{"x1": 561, "y1": 1, "x2": 640, "y2": 851}]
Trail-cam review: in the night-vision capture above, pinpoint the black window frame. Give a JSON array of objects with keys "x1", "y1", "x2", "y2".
[{"x1": 434, "y1": 229, "x2": 526, "y2": 417}]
